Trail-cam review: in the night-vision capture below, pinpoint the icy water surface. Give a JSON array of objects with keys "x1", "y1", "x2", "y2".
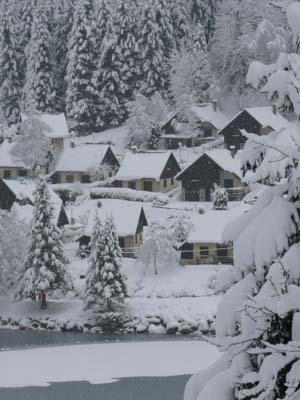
[{"x1": 0, "y1": 330, "x2": 194, "y2": 400}]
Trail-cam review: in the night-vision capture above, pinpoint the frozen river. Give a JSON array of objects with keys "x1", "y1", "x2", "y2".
[{"x1": 0, "y1": 330, "x2": 219, "y2": 400}]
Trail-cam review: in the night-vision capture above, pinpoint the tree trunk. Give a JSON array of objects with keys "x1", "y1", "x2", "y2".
[
  {"x1": 154, "y1": 256, "x2": 158, "y2": 275},
  {"x1": 41, "y1": 291, "x2": 47, "y2": 310}
]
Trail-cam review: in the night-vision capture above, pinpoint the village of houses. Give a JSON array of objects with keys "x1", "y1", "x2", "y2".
[{"x1": 0, "y1": 102, "x2": 290, "y2": 334}]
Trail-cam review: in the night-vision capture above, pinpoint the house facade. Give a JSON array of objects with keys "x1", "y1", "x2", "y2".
[
  {"x1": 176, "y1": 150, "x2": 246, "y2": 202},
  {"x1": 0, "y1": 140, "x2": 31, "y2": 179},
  {"x1": 113, "y1": 152, "x2": 181, "y2": 193},
  {"x1": 219, "y1": 107, "x2": 289, "y2": 153},
  {"x1": 180, "y1": 241, "x2": 233, "y2": 265},
  {"x1": 53, "y1": 144, "x2": 120, "y2": 184}
]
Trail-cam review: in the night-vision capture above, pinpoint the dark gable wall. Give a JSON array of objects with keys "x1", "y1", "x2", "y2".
[
  {"x1": 0, "y1": 180, "x2": 16, "y2": 210},
  {"x1": 179, "y1": 154, "x2": 222, "y2": 191},
  {"x1": 220, "y1": 110, "x2": 262, "y2": 150},
  {"x1": 160, "y1": 154, "x2": 181, "y2": 179},
  {"x1": 101, "y1": 147, "x2": 120, "y2": 168}
]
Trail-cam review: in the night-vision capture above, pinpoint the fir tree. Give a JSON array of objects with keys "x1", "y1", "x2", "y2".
[
  {"x1": 15, "y1": 175, "x2": 72, "y2": 309},
  {"x1": 172, "y1": 0, "x2": 192, "y2": 49},
  {"x1": 65, "y1": 0, "x2": 98, "y2": 135},
  {"x1": 0, "y1": 4, "x2": 21, "y2": 127},
  {"x1": 23, "y1": 4, "x2": 55, "y2": 112},
  {"x1": 95, "y1": 0, "x2": 139, "y2": 129},
  {"x1": 95, "y1": 0, "x2": 112, "y2": 54},
  {"x1": 191, "y1": 0, "x2": 217, "y2": 44},
  {"x1": 84, "y1": 213, "x2": 127, "y2": 330},
  {"x1": 53, "y1": 0, "x2": 74, "y2": 111},
  {"x1": 139, "y1": 3, "x2": 168, "y2": 98}
]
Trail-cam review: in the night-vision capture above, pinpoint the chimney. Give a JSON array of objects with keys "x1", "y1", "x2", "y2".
[
  {"x1": 272, "y1": 103, "x2": 277, "y2": 115},
  {"x1": 212, "y1": 100, "x2": 218, "y2": 112},
  {"x1": 70, "y1": 140, "x2": 75, "y2": 148}
]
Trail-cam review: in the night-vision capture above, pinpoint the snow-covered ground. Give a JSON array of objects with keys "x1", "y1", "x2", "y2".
[{"x1": 0, "y1": 340, "x2": 220, "y2": 387}]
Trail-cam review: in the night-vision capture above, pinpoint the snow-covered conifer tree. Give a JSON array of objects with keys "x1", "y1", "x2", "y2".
[
  {"x1": 212, "y1": 185, "x2": 228, "y2": 210},
  {"x1": 23, "y1": 4, "x2": 55, "y2": 112},
  {"x1": 0, "y1": 4, "x2": 21, "y2": 126},
  {"x1": 84, "y1": 213, "x2": 127, "y2": 327},
  {"x1": 185, "y1": 4, "x2": 300, "y2": 399},
  {"x1": 171, "y1": 0, "x2": 192, "y2": 49},
  {"x1": 15, "y1": 175, "x2": 72, "y2": 308},
  {"x1": 139, "y1": 2, "x2": 170, "y2": 98},
  {"x1": 191, "y1": 0, "x2": 216, "y2": 44},
  {"x1": 65, "y1": 0, "x2": 98, "y2": 135},
  {"x1": 137, "y1": 221, "x2": 179, "y2": 275},
  {"x1": 95, "y1": 0, "x2": 140, "y2": 129}
]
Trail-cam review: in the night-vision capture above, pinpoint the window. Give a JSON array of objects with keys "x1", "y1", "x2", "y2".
[
  {"x1": 181, "y1": 243, "x2": 193, "y2": 260},
  {"x1": 128, "y1": 181, "x2": 136, "y2": 190},
  {"x1": 3, "y1": 170, "x2": 11, "y2": 179},
  {"x1": 171, "y1": 177, "x2": 174, "y2": 185},
  {"x1": 119, "y1": 237, "x2": 125, "y2": 248},
  {"x1": 18, "y1": 170, "x2": 27, "y2": 177},
  {"x1": 163, "y1": 179, "x2": 167, "y2": 188},
  {"x1": 66, "y1": 174, "x2": 74, "y2": 183},
  {"x1": 224, "y1": 179, "x2": 233, "y2": 189},
  {"x1": 143, "y1": 181, "x2": 153, "y2": 192},
  {"x1": 203, "y1": 127, "x2": 212, "y2": 137},
  {"x1": 200, "y1": 246, "x2": 209, "y2": 257},
  {"x1": 81, "y1": 175, "x2": 91, "y2": 184}
]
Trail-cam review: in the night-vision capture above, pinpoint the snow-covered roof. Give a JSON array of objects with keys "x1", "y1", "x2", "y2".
[
  {"x1": 191, "y1": 104, "x2": 229, "y2": 130},
  {"x1": 0, "y1": 141, "x2": 30, "y2": 168},
  {"x1": 177, "y1": 149, "x2": 242, "y2": 180},
  {"x1": 74, "y1": 199, "x2": 146, "y2": 237},
  {"x1": 186, "y1": 208, "x2": 245, "y2": 244},
  {"x1": 55, "y1": 144, "x2": 110, "y2": 172},
  {"x1": 2, "y1": 178, "x2": 64, "y2": 224},
  {"x1": 22, "y1": 113, "x2": 69, "y2": 139},
  {"x1": 224, "y1": 107, "x2": 289, "y2": 133},
  {"x1": 114, "y1": 151, "x2": 176, "y2": 181}
]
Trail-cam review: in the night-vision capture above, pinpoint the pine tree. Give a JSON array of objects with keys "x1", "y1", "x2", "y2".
[
  {"x1": 0, "y1": 3, "x2": 21, "y2": 127},
  {"x1": 15, "y1": 175, "x2": 72, "y2": 308},
  {"x1": 65, "y1": 0, "x2": 98, "y2": 135},
  {"x1": 84, "y1": 213, "x2": 127, "y2": 330},
  {"x1": 95, "y1": 0, "x2": 140, "y2": 129},
  {"x1": 53, "y1": 0, "x2": 74, "y2": 111},
  {"x1": 23, "y1": 4, "x2": 55, "y2": 112},
  {"x1": 139, "y1": 3, "x2": 168, "y2": 98},
  {"x1": 171, "y1": 0, "x2": 192, "y2": 49},
  {"x1": 191, "y1": 0, "x2": 217, "y2": 44}
]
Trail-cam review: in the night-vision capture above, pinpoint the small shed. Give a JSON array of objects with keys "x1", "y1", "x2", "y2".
[{"x1": 113, "y1": 151, "x2": 181, "y2": 193}]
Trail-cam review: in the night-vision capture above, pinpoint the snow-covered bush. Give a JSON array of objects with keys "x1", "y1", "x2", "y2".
[
  {"x1": 83, "y1": 213, "x2": 127, "y2": 331},
  {"x1": 186, "y1": 5, "x2": 300, "y2": 400},
  {"x1": 15, "y1": 175, "x2": 72, "y2": 307},
  {"x1": 167, "y1": 214, "x2": 193, "y2": 247},
  {"x1": 212, "y1": 184, "x2": 228, "y2": 210},
  {"x1": 137, "y1": 221, "x2": 179, "y2": 275},
  {"x1": 90, "y1": 187, "x2": 169, "y2": 206}
]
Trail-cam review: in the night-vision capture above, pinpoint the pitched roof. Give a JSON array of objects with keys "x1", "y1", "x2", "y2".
[
  {"x1": 55, "y1": 144, "x2": 110, "y2": 172},
  {"x1": 191, "y1": 103, "x2": 229, "y2": 130},
  {"x1": 74, "y1": 199, "x2": 147, "y2": 237},
  {"x1": 114, "y1": 151, "x2": 177, "y2": 181},
  {"x1": 0, "y1": 141, "x2": 29, "y2": 168},
  {"x1": 22, "y1": 113, "x2": 69, "y2": 139},
  {"x1": 223, "y1": 106, "x2": 289, "y2": 133},
  {"x1": 186, "y1": 208, "x2": 245, "y2": 244},
  {"x1": 176, "y1": 149, "x2": 242, "y2": 180},
  {"x1": 2, "y1": 178, "x2": 64, "y2": 224}
]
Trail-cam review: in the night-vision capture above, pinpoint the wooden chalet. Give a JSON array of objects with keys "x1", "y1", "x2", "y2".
[
  {"x1": 52, "y1": 144, "x2": 120, "y2": 184},
  {"x1": 0, "y1": 178, "x2": 69, "y2": 227},
  {"x1": 219, "y1": 106, "x2": 289, "y2": 153},
  {"x1": 75, "y1": 200, "x2": 148, "y2": 258},
  {"x1": 176, "y1": 149, "x2": 247, "y2": 202},
  {"x1": 113, "y1": 151, "x2": 181, "y2": 193}
]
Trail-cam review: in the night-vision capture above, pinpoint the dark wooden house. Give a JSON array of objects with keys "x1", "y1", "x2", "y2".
[
  {"x1": 176, "y1": 150, "x2": 247, "y2": 202},
  {"x1": 0, "y1": 178, "x2": 69, "y2": 227},
  {"x1": 219, "y1": 107, "x2": 289, "y2": 153}
]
